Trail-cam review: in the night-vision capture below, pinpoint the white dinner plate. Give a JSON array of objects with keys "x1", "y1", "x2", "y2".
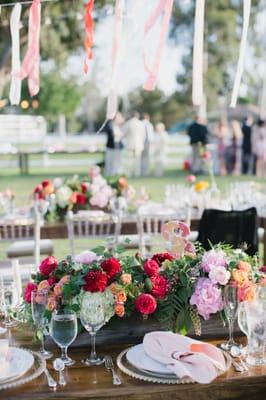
[
  {"x1": 126, "y1": 344, "x2": 171, "y2": 375},
  {"x1": 0, "y1": 347, "x2": 34, "y2": 383}
]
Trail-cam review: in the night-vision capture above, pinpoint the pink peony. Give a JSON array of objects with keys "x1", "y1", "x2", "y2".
[
  {"x1": 75, "y1": 250, "x2": 98, "y2": 264},
  {"x1": 201, "y1": 249, "x2": 227, "y2": 273},
  {"x1": 190, "y1": 278, "x2": 223, "y2": 320},
  {"x1": 209, "y1": 266, "x2": 230, "y2": 286}
]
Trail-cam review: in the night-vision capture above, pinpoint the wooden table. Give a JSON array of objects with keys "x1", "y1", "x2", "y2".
[{"x1": 1, "y1": 328, "x2": 266, "y2": 400}]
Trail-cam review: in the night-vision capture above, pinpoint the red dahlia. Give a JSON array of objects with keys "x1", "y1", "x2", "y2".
[
  {"x1": 144, "y1": 259, "x2": 160, "y2": 277},
  {"x1": 135, "y1": 293, "x2": 157, "y2": 315},
  {"x1": 76, "y1": 193, "x2": 87, "y2": 205},
  {"x1": 152, "y1": 252, "x2": 174, "y2": 266},
  {"x1": 24, "y1": 282, "x2": 37, "y2": 303},
  {"x1": 39, "y1": 256, "x2": 58, "y2": 276},
  {"x1": 150, "y1": 275, "x2": 169, "y2": 299},
  {"x1": 83, "y1": 270, "x2": 107, "y2": 292},
  {"x1": 101, "y1": 258, "x2": 121, "y2": 279},
  {"x1": 41, "y1": 179, "x2": 50, "y2": 188}
]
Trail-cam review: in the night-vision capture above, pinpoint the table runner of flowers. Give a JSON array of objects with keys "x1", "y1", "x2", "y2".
[{"x1": 21, "y1": 221, "x2": 266, "y2": 336}]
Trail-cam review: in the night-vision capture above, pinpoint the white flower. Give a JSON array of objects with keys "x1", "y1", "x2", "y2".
[
  {"x1": 53, "y1": 177, "x2": 63, "y2": 189},
  {"x1": 55, "y1": 185, "x2": 72, "y2": 208},
  {"x1": 209, "y1": 265, "x2": 230, "y2": 286},
  {"x1": 75, "y1": 250, "x2": 99, "y2": 265}
]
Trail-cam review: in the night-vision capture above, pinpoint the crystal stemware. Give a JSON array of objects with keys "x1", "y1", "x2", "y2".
[
  {"x1": 80, "y1": 293, "x2": 105, "y2": 366},
  {"x1": 221, "y1": 284, "x2": 239, "y2": 351},
  {"x1": 0, "y1": 282, "x2": 18, "y2": 328},
  {"x1": 50, "y1": 309, "x2": 78, "y2": 366},
  {"x1": 244, "y1": 299, "x2": 266, "y2": 366},
  {"x1": 31, "y1": 290, "x2": 53, "y2": 359}
]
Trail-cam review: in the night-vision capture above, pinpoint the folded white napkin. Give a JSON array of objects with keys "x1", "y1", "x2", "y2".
[{"x1": 143, "y1": 331, "x2": 226, "y2": 384}]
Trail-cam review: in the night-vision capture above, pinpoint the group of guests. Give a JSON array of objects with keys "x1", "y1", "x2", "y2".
[
  {"x1": 104, "y1": 112, "x2": 168, "y2": 177},
  {"x1": 187, "y1": 115, "x2": 266, "y2": 177}
]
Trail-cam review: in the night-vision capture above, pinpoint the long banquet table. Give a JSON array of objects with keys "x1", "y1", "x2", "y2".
[
  {"x1": 1, "y1": 328, "x2": 266, "y2": 400},
  {"x1": 39, "y1": 216, "x2": 266, "y2": 264}
]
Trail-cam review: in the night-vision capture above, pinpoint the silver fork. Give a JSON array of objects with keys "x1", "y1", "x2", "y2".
[{"x1": 104, "y1": 356, "x2": 122, "y2": 385}]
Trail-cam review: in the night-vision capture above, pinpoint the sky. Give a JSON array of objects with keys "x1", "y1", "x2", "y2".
[{"x1": 66, "y1": 0, "x2": 185, "y2": 96}]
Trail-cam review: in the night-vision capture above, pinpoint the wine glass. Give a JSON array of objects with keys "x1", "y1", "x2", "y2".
[
  {"x1": 80, "y1": 293, "x2": 105, "y2": 366},
  {"x1": 31, "y1": 290, "x2": 53, "y2": 359},
  {"x1": 0, "y1": 283, "x2": 18, "y2": 328},
  {"x1": 50, "y1": 309, "x2": 78, "y2": 366},
  {"x1": 221, "y1": 284, "x2": 239, "y2": 351}
]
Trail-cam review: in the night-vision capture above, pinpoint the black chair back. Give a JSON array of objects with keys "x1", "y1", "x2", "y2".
[{"x1": 197, "y1": 207, "x2": 258, "y2": 256}]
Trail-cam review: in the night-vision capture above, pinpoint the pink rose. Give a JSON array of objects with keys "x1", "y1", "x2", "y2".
[
  {"x1": 47, "y1": 296, "x2": 57, "y2": 311},
  {"x1": 75, "y1": 250, "x2": 98, "y2": 264},
  {"x1": 54, "y1": 283, "x2": 63, "y2": 297},
  {"x1": 186, "y1": 175, "x2": 196, "y2": 184},
  {"x1": 209, "y1": 266, "x2": 230, "y2": 285},
  {"x1": 58, "y1": 275, "x2": 70, "y2": 286},
  {"x1": 37, "y1": 280, "x2": 50, "y2": 291}
]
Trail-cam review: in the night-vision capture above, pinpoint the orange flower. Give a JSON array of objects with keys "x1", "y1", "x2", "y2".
[
  {"x1": 47, "y1": 296, "x2": 57, "y2": 311},
  {"x1": 232, "y1": 269, "x2": 249, "y2": 284},
  {"x1": 59, "y1": 275, "x2": 70, "y2": 286},
  {"x1": 115, "y1": 303, "x2": 125, "y2": 317},
  {"x1": 70, "y1": 192, "x2": 78, "y2": 204},
  {"x1": 118, "y1": 177, "x2": 128, "y2": 189},
  {"x1": 121, "y1": 274, "x2": 132, "y2": 285},
  {"x1": 238, "y1": 281, "x2": 256, "y2": 302},
  {"x1": 54, "y1": 283, "x2": 63, "y2": 297},
  {"x1": 238, "y1": 261, "x2": 251, "y2": 273},
  {"x1": 38, "y1": 280, "x2": 50, "y2": 291},
  {"x1": 109, "y1": 283, "x2": 120, "y2": 295},
  {"x1": 116, "y1": 290, "x2": 127, "y2": 304},
  {"x1": 43, "y1": 183, "x2": 54, "y2": 196}
]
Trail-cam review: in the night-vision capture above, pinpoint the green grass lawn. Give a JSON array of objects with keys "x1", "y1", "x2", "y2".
[{"x1": 0, "y1": 161, "x2": 265, "y2": 261}]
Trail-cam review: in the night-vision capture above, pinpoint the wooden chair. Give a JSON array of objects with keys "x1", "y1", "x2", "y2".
[{"x1": 67, "y1": 211, "x2": 121, "y2": 257}]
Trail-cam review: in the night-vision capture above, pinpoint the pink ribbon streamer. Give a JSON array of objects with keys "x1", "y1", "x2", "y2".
[
  {"x1": 19, "y1": 0, "x2": 41, "y2": 97},
  {"x1": 142, "y1": 0, "x2": 173, "y2": 91},
  {"x1": 106, "y1": 0, "x2": 125, "y2": 120}
]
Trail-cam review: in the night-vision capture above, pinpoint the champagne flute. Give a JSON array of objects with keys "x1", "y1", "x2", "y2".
[
  {"x1": 221, "y1": 284, "x2": 239, "y2": 351},
  {"x1": 50, "y1": 309, "x2": 78, "y2": 366},
  {"x1": 31, "y1": 290, "x2": 53, "y2": 359},
  {"x1": 80, "y1": 293, "x2": 105, "y2": 366}
]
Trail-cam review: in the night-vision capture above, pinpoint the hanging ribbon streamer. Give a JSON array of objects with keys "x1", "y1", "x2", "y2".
[
  {"x1": 142, "y1": 0, "x2": 174, "y2": 91},
  {"x1": 84, "y1": 0, "x2": 94, "y2": 74},
  {"x1": 192, "y1": 0, "x2": 205, "y2": 106},
  {"x1": 230, "y1": 0, "x2": 251, "y2": 108},
  {"x1": 106, "y1": 0, "x2": 125, "y2": 120},
  {"x1": 19, "y1": 0, "x2": 41, "y2": 97},
  {"x1": 9, "y1": 3, "x2": 22, "y2": 105}
]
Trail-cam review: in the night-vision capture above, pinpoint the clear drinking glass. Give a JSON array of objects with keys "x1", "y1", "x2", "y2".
[
  {"x1": 245, "y1": 299, "x2": 266, "y2": 366},
  {"x1": 221, "y1": 284, "x2": 239, "y2": 351},
  {"x1": 80, "y1": 293, "x2": 105, "y2": 366},
  {"x1": 0, "y1": 283, "x2": 18, "y2": 328},
  {"x1": 50, "y1": 309, "x2": 78, "y2": 366},
  {"x1": 31, "y1": 290, "x2": 53, "y2": 359}
]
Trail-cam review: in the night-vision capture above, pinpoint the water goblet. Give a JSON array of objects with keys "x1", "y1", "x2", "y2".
[
  {"x1": 50, "y1": 309, "x2": 78, "y2": 366},
  {"x1": 80, "y1": 293, "x2": 105, "y2": 366},
  {"x1": 31, "y1": 290, "x2": 53, "y2": 359},
  {"x1": 221, "y1": 284, "x2": 239, "y2": 351},
  {"x1": 244, "y1": 299, "x2": 266, "y2": 366},
  {"x1": 0, "y1": 283, "x2": 18, "y2": 328}
]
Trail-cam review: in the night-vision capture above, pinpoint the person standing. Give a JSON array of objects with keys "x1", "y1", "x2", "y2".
[
  {"x1": 104, "y1": 112, "x2": 124, "y2": 176},
  {"x1": 123, "y1": 112, "x2": 145, "y2": 177},
  {"x1": 241, "y1": 115, "x2": 254, "y2": 174},
  {"x1": 187, "y1": 116, "x2": 208, "y2": 174},
  {"x1": 153, "y1": 122, "x2": 168, "y2": 176},
  {"x1": 252, "y1": 119, "x2": 266, "y2": 177},
  {"x1": 140, "y1": 113, "x2": 154, "y2": 176}
]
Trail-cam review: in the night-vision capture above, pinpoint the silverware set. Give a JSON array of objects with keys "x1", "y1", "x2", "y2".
[{"x1": 104, "y1": 355, "x2": 122, "y2": 385}]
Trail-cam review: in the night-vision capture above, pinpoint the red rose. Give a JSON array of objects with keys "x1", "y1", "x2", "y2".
[
  {"x1": 24, "y1": 282, "x2": 37, "y2": 303},
  {"x1": 144, "y1": 259, "x2": 160, "y2": 277},
  {"x1": 135, "y1": 293, "x2": 157, "y2": 315},
  {"x1": 83, "y1": 270, "x2": 108, "y2": 292},
  {"x1": 152, "y1": 253, "x2": 174, "y2": 267},
  {"x1": 101, "y1": 258, "x2": 121, "y2": 279},
  {"x1": 76, "y1": 193, "x2": 87, "y2": 205},
  {"x1": 42, "y1": 180, "x2": 50, "y2": 188},
  {"x1": 150, "y1": 275, "x2": 169, "y2": 299},
  {"x1": 34, "y1": 184, "x2": 44, "y2": 199},
  {"x1": 183, "y1": 160, "x2": 191, "y2": 171},
  {"x1": 81, "y1": 182, "x2": 89, "y2": 193},
  {"x1": 47, "y1": 276, "x2": 58, "y2": 286},
  {"x1": 39, "y1": 256, "x2": 58, "y2": 276},
  {"x1": 260, "y1": 266, "x2": 266, "y2": 273}
]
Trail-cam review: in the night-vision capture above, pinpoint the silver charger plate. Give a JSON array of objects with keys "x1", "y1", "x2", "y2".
[
  {"x1": 117, "y1": 347, "x2": 232, "y2": 385},
  {"x1": 0, "y1": 348, "x2": 46, "y2": 391}
]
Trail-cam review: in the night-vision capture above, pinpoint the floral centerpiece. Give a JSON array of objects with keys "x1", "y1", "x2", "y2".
[
  {"x1": 32, "y1": 167, "x2": 138, "y2": 222},
  {"x1": 21, "y1": 221, "x2": 265, "y2": 337}
]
